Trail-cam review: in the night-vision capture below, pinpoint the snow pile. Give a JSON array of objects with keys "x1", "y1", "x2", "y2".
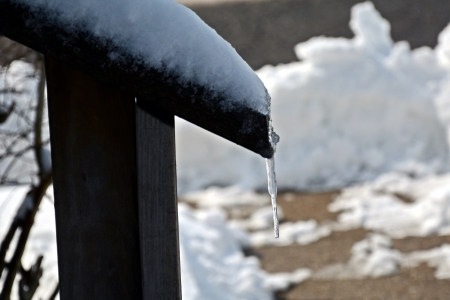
[
  {"x1": 176, "y1": 1, "x2": 450, "y2": 193},
  {"x1": 179, "y1": 203, "x2": 308, "y2": 299},
  {"x1": 330, "y1": 172, "x2": 450, "y2": 238},
  {"x1": 314, "y1": 233, "x2": 401, "y2": 279},
  {"x1": 0, "y1": 186, "x2": 309, "y2": 300},
  {"x1": 14, "y1": 0, "x2": 267, "y2": 113}
]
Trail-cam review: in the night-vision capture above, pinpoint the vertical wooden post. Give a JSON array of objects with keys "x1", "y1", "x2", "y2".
[
  {"x1": 46, "y1": 59, "x2": 142, "y2": 299},
  {"x1": 46, "y1": 59, "x2": 182, "y2": 299},
  {"x1": 136, "y1": 103, "x2": 181, "y2": 299}
]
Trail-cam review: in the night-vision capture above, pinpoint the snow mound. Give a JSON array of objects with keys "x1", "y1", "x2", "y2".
[{"x1": 176, "y1": 1, "x2": 450, "y2": 193}]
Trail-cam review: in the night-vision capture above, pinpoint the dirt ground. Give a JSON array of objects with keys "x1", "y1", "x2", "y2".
[
  {"x1": 252, "y1": 192, "x2": 450, "y2": 300},
  {"x1": 175, "y1": 0, "x2": 450, "y2": 297}
]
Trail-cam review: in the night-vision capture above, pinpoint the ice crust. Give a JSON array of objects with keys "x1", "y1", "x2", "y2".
[
  {"x1": 176, "y1": 1, "x2": 450, "y2": 193},
  {"x1": 12, "y1": 0, "x2": 268, "y2": 113}
]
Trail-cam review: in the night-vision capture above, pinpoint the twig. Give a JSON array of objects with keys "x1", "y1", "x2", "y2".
[
  {"x1": 18, "y1": 255, "x2": 43, "y2": 300},
  {"x1": 0, "y1": 218, "x2": 19, "y2": 277},
  {"x1": 0, "y1": 175, "x2": 53, "y2": 300},
  {"x1": 0, "y1": 54, "x2": 53, "y2": 300}
]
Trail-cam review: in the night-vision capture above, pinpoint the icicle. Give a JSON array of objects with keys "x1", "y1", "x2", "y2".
[
  {"x1": 266, "y1": 92, "x2": 280, "y2": 238},
  {"x1": 266, "y1": 156, "x2": 279, "y2": 238}
]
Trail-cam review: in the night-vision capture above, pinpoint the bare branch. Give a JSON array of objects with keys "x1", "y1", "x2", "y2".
[
  {"x1": 18, "y1": 255, "x2": 43, "y2": 300},
  {"x1": 0, "y1": 174, "x2": 53, "y2": 300}
]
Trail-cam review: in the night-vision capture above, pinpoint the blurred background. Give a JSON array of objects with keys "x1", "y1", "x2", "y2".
[{"x1": 2, "y1": 0, "x2": 450, "y2": 299}]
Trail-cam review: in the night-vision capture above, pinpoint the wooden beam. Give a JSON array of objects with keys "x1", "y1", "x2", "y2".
[
  {"x1": 46, "y1": 59, "x2": 141, "y2": 299},
  {"x1": 0, "y1": 0, "x2": 274, "y2": 158},
  {"x1": 46, "y1": 58, "x2": 182, "y2": 299},
  {"x1": 136, "y1": 103, "x2": 181, "y2": 299}
]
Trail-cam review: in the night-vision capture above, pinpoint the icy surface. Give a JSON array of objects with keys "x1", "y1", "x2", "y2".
[
  {"x1": 176, "y1": 1, "x2": 450, "y2": 193},
  {"x1": 13, "y1": 0, "x2": 268, "y2": 113}
]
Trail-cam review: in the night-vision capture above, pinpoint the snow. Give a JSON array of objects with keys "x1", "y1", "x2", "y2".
[
  {"x1": 13, "y1": 0, "x2": 268, "y2": 114},
  {"x1": 314, "y1": 233, "x2": 450, "y2": 281},
  {"x1": 330, "y1": 172, "x2": 450, "y2": 238},
  {"x1": 0, "y1": 185, "x2": 58, "y2": 300},
  {"x1": 403, "y1": 244, "x2": 450, "y2": 279},
  {"x1": 249, "y1": 220, "x2": 331, "y2": 248},
  {"x1": 178, "y1": 204, "x2": 308, "y2": 299},
  {"x1": 0, "y1": 187, "x2": 308, "y2": 300},
  {"x1": 314, "y1": 234, "x2": 401, "y2": 279},
  {"x1": 176, "y1": 1, "x2": 450, "y2": 193},
  {"x1": 183, "y1": 185, "x2": 270, "y2": 209},
  {"x1": 5, "y1": 0, "x2": 450, "y2": 297}
]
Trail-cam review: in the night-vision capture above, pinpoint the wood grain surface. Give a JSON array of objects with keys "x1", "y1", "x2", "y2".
[
  {"x1": 136, "y1": 103, "x2": 181, "y2": 300},
  {"x1": 46, "y1": 59, "x2": 143, "y2": 299}
]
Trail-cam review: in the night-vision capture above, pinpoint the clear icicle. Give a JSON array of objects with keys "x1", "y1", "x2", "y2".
[
  {"x1": 266, "y1": 156, "x2": 279, "y2": 238},
  {"x1": 266, "y1": 94, "x2": 280, "y2": 238}
]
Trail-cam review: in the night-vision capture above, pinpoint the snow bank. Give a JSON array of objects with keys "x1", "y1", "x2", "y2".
[
  {"x1": 13, "y1": 0, "x2": 267, "y2": 113},
  {"x1": 176, "y1": 1, "x2": 450, "y2": 193}
]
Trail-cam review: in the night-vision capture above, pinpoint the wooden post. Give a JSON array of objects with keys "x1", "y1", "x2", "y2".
[
  {"x1": 46, "y1": 59, "x2": 181, "y2": 299},
  {"x1": 136, "y1": 103, "x2": 181, "y2": 299}
]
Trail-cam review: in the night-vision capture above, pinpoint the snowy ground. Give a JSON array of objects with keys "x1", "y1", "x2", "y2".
[
  {"x1": 3, "y1": 1, "x2": 450, "y2": 299},
  {"x1": 0, "y1": 185, "x2": 310, "y2": 300}
]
